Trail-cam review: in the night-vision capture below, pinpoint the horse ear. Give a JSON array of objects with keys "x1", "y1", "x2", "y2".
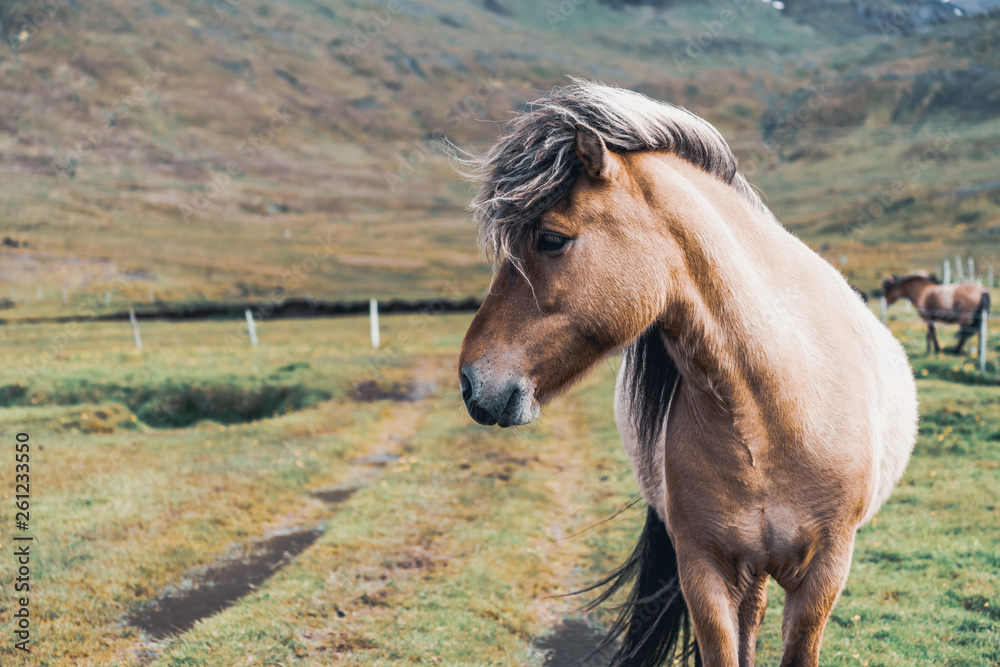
[{"x1": 575, "y1": 124, "x2": 617, "y2": 180}]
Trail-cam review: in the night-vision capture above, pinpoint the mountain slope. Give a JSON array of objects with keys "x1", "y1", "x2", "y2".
[{"x1": 0, "y1": 0, "x2": 998, "y2": 318}]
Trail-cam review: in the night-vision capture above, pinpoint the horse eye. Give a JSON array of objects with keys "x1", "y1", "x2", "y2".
[{"x1": 537, "y1": 233, "x2": 570, "y2": 253}]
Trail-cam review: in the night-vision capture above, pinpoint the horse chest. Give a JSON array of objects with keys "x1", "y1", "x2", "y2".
[
  {"x1": 660, "y1": 432, "x2": 859, "y2": 565},
  {"x1": 662, "y1": 478, "x2": 832, "y2": 579}
]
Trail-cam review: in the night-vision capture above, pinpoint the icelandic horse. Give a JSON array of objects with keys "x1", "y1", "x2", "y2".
[
  {"x1": 882, "y1": 271, "x2": 991, "y2": 355},
  {"x1": 457, "y1": 81, "x2": 917, "y2": 667}
]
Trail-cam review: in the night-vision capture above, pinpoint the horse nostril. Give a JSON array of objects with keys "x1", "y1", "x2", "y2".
[
  {"x1": 496, "y1": 384, "x2": 522, "y2": 428},
  {"x1": 459, "y1": 367, "x2": 474, "y2": 404}
]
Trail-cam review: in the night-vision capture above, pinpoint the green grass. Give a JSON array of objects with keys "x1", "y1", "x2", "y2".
[
  {"x1": 1, "y1": 1, "x2": 998, "y2": 662},
  {"x1": 0, "y1": 312, "x2": 997, "y2": 665}
]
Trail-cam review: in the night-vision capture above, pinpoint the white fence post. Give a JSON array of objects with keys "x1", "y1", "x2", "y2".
[
  {"x1": 968, "y1": 257, "x2": 975, "y2": 283},
  {"x1": 129, "y1": 308, "x2": 143, "y2": 353},
  {"x1": 989, "y1": 266, "x2": 995, "y2": 289},
  {"x1": 955, "y1": 254, "x2": 964, "y2": 281},
  {"x1": 370, "y1": 298, "x2": 380, "y2": 349},
  {"x1": 245, "y1": 308, "x2": 259, "y2": 347},
  {"x1": 943, "y1": 259, "x2": 951, "y2": 284},
  {"x1": 980, "y1": 308, "x2": 989, "y2": 374},
  {"x1": 879, "y1": 295, "x2": 888, "y2": 325}
]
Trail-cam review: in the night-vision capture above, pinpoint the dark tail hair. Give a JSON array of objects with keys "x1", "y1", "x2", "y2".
[
  {"x1": 580, "y1": 506, "x2": 699, "y2": 666},
  {"x1": 972, "y1": 292, "x2": 991, "y2": 332}
]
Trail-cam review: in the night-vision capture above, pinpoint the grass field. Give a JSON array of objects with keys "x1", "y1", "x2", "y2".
[
  {"x1": 2, "y1": 1, "x2": 999, "y2": 664},
  {"x1": 0, "y1": 307, "x2": 997, "y2": 666}
]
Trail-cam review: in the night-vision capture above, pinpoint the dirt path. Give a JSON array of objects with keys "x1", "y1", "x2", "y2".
[{"x1": 125, "y1": 357, "x2": 454, "y2": 663}]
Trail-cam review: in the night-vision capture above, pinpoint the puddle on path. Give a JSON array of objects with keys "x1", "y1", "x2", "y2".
[
  {"x1": 310, "y1": 485, "x2": 361, "y2": 504},
  {"x1": 129, "y1": 526, "x2": 323, "y2": 639},
  {"x1": 352, "y1": 380, "x2": 413, "y2": 402},
  {"x1": 536, "y1": 620, "x2": 614, "y2": 667},
  {"x1": 352, "y1": 376, "x2": 439, "y2": 402}
]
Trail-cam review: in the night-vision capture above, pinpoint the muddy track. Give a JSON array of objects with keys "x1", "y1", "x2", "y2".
[
  {"x1": 538, "y1": 620, "x2": 614, "y2": 666},
  {"x1": 125, "y1": 357, "x2": 623, "y2": 665},
  {"x1": 125, "y1": 360, "x2": 447, "y2": 662}
]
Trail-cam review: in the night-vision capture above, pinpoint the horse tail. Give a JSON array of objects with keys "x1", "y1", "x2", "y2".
[
  {"x1": 972, "y1": 292, "x2": 991, "y2": 331},
  {"x1": 581, "y1": 506, "x2": 699, "y2": 666}
]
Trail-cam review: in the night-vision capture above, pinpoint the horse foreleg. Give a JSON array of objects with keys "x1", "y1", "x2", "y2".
[
  {"x1": 737, "y1": 574, "x2": 769, "y2": 667},
  {"x1": 926, "y1": 322, "x2": 941, "y2": 354},
  {"x1": 952, "y1": 328, "x2": 973, "y2": 355},
  {"x1": 677, "y1": 552, "x2": 741, "y2": 667},
  {"x1": 777, "y1": 537, "x2": 854, "y2": 667}
]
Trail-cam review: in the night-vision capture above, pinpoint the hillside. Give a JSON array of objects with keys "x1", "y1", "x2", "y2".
[{"x1": 0, "y1": 0, "x2": 999, "y2": 318}]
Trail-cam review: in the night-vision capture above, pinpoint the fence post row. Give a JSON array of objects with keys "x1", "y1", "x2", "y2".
[
  {"x1": 939, "y1": 255, "x2": 998, "y2": 284},
  {"x1": 24, "y1": 268, "x2": 996, "y2": 370}
]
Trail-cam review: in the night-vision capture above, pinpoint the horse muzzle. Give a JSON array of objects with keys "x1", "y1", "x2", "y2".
[{"x1": 459, "y1": 365, "x2": 540, "y2": 428}]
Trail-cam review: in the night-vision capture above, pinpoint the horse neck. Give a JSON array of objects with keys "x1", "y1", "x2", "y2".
[
  {"x1": 650, "y1": 157, "x2": 820, "y2": 437},
  {"x1": 660, "y1": 239, "x2": 799, "y2": 421},
  {"x1": 901, "y1": 278, "x2": 932, "y2": 305}
]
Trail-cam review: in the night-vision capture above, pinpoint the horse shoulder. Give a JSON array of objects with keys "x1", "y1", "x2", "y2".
[{"x1": 921, "y1": 289, "x2": 947, "y2": 319}]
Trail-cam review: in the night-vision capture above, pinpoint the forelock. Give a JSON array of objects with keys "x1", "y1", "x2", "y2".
[{"x1": 456, "y1": 79, "x2": 766, "y2": 267}]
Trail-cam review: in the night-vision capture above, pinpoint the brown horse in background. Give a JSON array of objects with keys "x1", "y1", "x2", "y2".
[
  {"x1": 458, "y1": 81, "x2": 917, "y2": 667},
  {"x1": 882, "y1": 271, "x2": 991, "y2": 354}
]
